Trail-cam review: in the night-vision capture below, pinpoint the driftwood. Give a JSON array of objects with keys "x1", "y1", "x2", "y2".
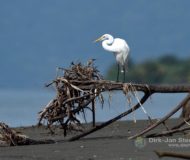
[
  {"x1": 181, "y1": 99, "x2": 190, "y2": 119},
  {"x1": 1, "y1": 59, "x2": 190, "y2": 148},
  {"x1": 146, "y1": 126, "x2": 190, "y2": 138},
  {"x1": 39, "y1": 60, "x2": 190, "y2": 140},
  {"x1": 155, "y1": 150, "x2": 190, "y2": 159},
  {"x1": 146, "y1": 116, "x2": 190, "y2": 138},
  {"x1": 0, "y1": 122, "x2": 54, "y2": 146},
  {"x1": 68, "y1": 92, "x2": 150, "y2": 141},
  {"x1": 38, "y1": 61, "x2": 103, "y2": 135},
  {"x1": 172, "y1": 117, "x2": 190, "y2": 130},
  {"x1": 128, "y1": 94, "x2": 190, "y2": 139}
]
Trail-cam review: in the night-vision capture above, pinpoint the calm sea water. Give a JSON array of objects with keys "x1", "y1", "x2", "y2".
[{"x1": 0, "y1": 89, "x2": 187, "y2": 127}]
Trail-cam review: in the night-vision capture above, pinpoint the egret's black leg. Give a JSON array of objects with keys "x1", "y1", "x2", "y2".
[
  {"x1": 116, "y1": 64, "x2": 120, "y2": 82},
  {"x1": 123, "y1": 67, "x2": 126, "y2": 82}
]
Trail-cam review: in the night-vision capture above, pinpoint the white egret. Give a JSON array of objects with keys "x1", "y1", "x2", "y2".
[{"x1": 94, "y1": 34, "x2": 130, "y2": 82}]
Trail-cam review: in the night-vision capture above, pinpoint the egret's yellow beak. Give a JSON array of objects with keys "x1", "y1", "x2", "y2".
[{"x1": 94, "y1": 36, "x2": 103, "y2": 43}]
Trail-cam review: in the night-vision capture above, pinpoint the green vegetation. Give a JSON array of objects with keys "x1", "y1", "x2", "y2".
[{"x1": 106, "y1": 55, "x2": 190, "y2": 84}]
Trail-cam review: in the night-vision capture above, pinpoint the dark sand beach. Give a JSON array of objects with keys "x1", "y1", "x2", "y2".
[{"x1": 0, "y1": 119, "x2": 189, "y2": 160}]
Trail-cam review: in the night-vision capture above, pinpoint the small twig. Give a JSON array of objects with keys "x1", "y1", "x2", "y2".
[{"x1": 45, "y1": 81, "x2": 56, "y2": 87}]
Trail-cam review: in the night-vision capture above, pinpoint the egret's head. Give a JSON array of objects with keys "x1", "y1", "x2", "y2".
[{"x1": 94, "y1": 34, "x2": 111, "y2": 43}]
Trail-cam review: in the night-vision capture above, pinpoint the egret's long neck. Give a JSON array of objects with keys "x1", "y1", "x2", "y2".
[{"x1": 102, "y1": 35, "x2": 114, "y2": 52}]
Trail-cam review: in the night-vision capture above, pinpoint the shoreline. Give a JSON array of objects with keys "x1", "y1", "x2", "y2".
[{"x1": 0, "y1": 119, "x2": 189, "y2": 160}]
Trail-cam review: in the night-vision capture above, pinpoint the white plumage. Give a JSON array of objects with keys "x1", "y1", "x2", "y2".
[{"x1": 94, "y1": 34, "x2": 130, "y2": 81}]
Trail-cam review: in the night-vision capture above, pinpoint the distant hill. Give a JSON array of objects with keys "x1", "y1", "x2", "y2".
[
  {"x1": 0, "y1": 0, "x2": 190, "y2": 88},
  {"x1": 106, "y1": 55, "x2": 190, "y2": 84}
]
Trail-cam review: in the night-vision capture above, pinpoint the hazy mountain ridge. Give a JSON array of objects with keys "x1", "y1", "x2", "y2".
[{"x1": 107, "y1": 55, "x2": 190, "y2": 83}]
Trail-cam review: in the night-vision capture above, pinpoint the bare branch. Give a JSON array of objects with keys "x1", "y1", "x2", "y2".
[
  {"x1": 128, "y1": 94, "x2": 190, "y2": 139},
  {"x1": 146, "y1": 126, "x2": 190, "y2": 138},
  {"x1": 155, "y1": 150, "x2": 190, "y2": 159},
  {"x1": 68, "y1": 92, "x2": 151, "y2": 141}
]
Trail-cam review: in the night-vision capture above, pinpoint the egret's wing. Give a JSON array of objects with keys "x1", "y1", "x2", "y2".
[
  {"x1": 111, "y1": 38, "x2": 125, "y2": 52},
  {"x1": 123, "y1": 46, "x2": 129, "y2": 63},
  {"x1": 115, "y1": 38, "x2": 130, "y2": 63}
]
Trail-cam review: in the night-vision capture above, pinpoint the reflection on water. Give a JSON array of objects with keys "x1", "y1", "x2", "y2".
[{"x1": 0, "y1": 89, "x2": 187, "y2": 127}]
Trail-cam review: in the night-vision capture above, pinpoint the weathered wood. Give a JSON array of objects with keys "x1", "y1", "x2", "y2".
[
  {"x1": 155, "y1": 150, "x2": 190, "y2": 159},
  {"x1": 92, "y1": 99, "x2": 96, "y2": 127},
  {"x1": 68, "y1": 92, "x2": 150, "y2": 141},
  {"x1": 171, "y1": 117, "x2": 190, "y2": 130},
  {"x1": 66, "y1": 79, "x2": 190, "y2": 93},
  {"x1": 128, "y1": 94, "x2": 190, "y2": 139},
  {"x1": 146, "y1": 126, "x2": 190, "y2": 138},
  {"x1": 39, "y1": 61, "x2": 104, "y2": 135},
  {"x1": 0, "y1": 122, "x2": 55, "y2": 146},
  {"x1": 40, "y1": 60, "x2": 190, "y2": 139},
  {"x1": 180, "y1": 98, "x2": 190, "y2": 119}
]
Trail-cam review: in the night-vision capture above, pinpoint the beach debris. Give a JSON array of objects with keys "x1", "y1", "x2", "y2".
[
  {"x1": 68, "y1": 93, "x2": 151, "y2": 141},
  {"x1": 180, "y1": 98, "x2": 190, "y2": 119},
  {"x1": 128, "y1": 94, "x2": 190, "y2": 139},
  {"x1": 68, "y1": 84, "x2": 190, "y2": 140},
  {"x1": 123, "y1": 83, "x2": 152, "y2": 123},
  {"x1": 39, "y1": 60, "x2": 190, "y2": 140},
  {"x1": 38, "y1": 60, "x2": 103, "y2": 135},
  {"x1": 155, "y1": 150, "x2": 190, "y2": 159},
  {"x1": 146, "y1": 126, "x2": 190, "y2": 138},
  {"x1": 38, "y1": 60, "x2": 152, "y2": 136},
  {"x1": 0, "y1": 122, "x2": 29, "y2": 146},
  {"x1": 0, "y1": 122, "x2": 54, "y2": 146}
]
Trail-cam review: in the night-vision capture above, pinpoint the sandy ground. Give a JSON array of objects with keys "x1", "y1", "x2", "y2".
[{"x1": 0, "y1": 119, "x2": 190, "y2": 160}]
